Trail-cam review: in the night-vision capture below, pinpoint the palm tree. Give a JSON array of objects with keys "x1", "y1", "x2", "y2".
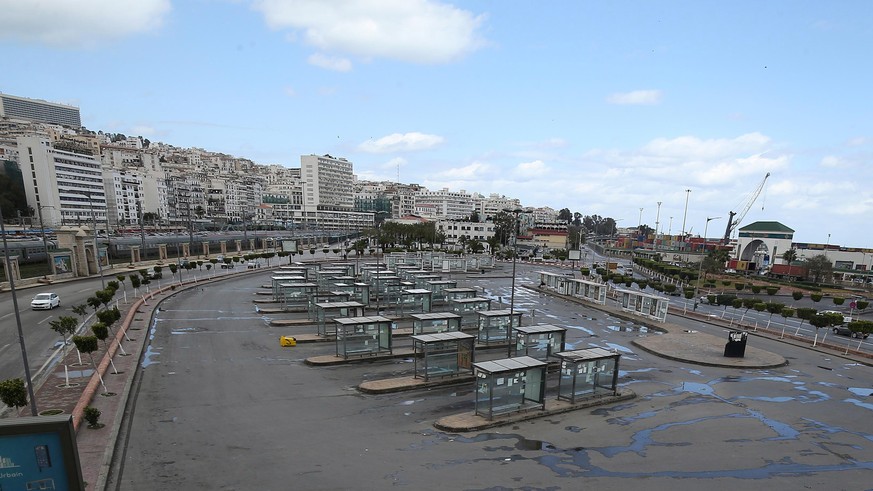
[{"x1": 782, "y1": 248, "x2": 798, "y2": 264}]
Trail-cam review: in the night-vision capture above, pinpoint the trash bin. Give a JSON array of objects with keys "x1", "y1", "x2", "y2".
[
  {"x1": 280, "y1": 336, "x2": 297, "y2": 347},
  {"x1": 723, "y1": 331, "x2": 747, "y2": 358}
]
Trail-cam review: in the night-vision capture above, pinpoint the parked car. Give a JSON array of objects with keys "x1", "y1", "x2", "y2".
[{"x1": 31, "y1": 292, "x2": 60, "y2": 310}]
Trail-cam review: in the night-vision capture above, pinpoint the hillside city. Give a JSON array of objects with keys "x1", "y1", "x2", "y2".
[{"x1": 1, "y1": 92, "x2": 872, "y2": 285}]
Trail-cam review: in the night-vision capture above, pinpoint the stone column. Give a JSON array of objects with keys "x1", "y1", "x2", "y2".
[
  {"x1": 201, "y1": 241, "x2": 210, "y2": 257},
  {"x1": 158, "y1": 243, "x2": 168, "y2": 262},
  {"x1": 249, "y1": 238, "x2": 256, "y2": 251},
  {"x1": 181, "y1": 243, "x2": 190, "y2": 257},
  {"x1": 220, "y1": 241, "x2": 227, "y2": 254},
  {"x1": 235, "y1": 240, "x2": 242, "y2": 253},
  {"x1": 129, "y1": 246, "x2": 141, "y2": 266}
]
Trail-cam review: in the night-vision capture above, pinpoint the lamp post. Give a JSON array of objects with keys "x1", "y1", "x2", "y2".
[
  {"x1": 654, "y1": 202, "x2": 662, "y2": 251},
  {"x1": 697, "y1": 216, "x2": 721, "y2": 293},
  {"x1": 78, "y1": 191, "x2": 106, "y2": 289},
  {"x1": 0, "y1": 206, "x2": 39, "y2": 416},
  {"x1": 682, "y1": 189, "x2": 691, "y2": 239},
  {"x1": 37, "y1": 205, "x2": 55, "y2": 273},
  {"x1": 503, "y1": 207, "x2": 531, "y2": 356}
]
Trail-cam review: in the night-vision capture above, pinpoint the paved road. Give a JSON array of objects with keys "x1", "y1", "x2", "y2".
[{"x1": 108, "y1": 262, "x2": 873, "y2": 490}]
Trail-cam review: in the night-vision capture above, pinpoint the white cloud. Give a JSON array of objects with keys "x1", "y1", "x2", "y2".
[
  {"x1": 606, "y1": 89, "x2": 663, "y2": 105},
  {"x1": 131, "y1": 125, "x2": 156, "y2": 136},
  {"x1": 514, "y1": 160, "x2": 548, "y2": 177},
  {"x1": 0, "y1": 0, "x2": 170, "y2": 47},
  {"x1": 252, "y1": 0, "x2": 486, "y2": 64},
  {"x1": 642, "y1": 133, "x2": 770, "y2": 160},
  {"x1": 846, "y1": 136, "x2": 867, "y2": 146},
  {"x1": 433, "y1": 161, "x2": 493, "y2": 180},
  {"x1": 358, "y1": 132, "x2": 444, "y2": 153},
  {"x1": 307, "y1": 53, "x2": 352, "y2": 72},
  {"x1": 820, "y1": 155, "x2": 844, "y2": 167},
  {"x1": 283, "y1": 86, "x2": 297, "y2": 97}
]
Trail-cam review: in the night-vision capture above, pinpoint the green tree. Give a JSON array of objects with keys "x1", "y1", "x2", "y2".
[
  {"x1": 792, "y1": 291, "x2": 803, "y2": 302},
  {"x1": 810, "y1": 293, "x2": 823, "y2": 303},
  {"x1": 700, "y1": 249, "x2": 730, "y2": 280},
  {"x1": 833, "y1": 297, "x2": 845, "y2": 306},
  {"x1": 49, "y1": 315, "x2": 79, "y2": 386},
  {"x1": 794, "y1": 307, "x2": 817, "y2": 335},
  {"x1": 809, "y1": 314, "x2": 830, "y2": 346},
  {"x1": 779, "y1": 307, "x2": 795, "y2": 338},
  {"x1": 804, "y1": 254, "x2": 833, "y2": 284},
  {"x1": 90, "y1": 322, "x2": 120, "y2": 374},
  {"x1": 73, "y1": 335, "x2": 108, "y2": 393},
  {"x1": 782, "y1": 248, "x2": 798, "y2": 264},
  {"x1": 0, "y1": 378, "x2": 28, "y2": 413}
]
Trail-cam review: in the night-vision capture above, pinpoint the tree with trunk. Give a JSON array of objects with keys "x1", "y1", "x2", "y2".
[
  {"x1": 804, "y1": 254, "x2": 833, "y2": 284},
  {"x1": 779, "y1": 307, "x2": 795, "y2": 338},
  {"x1": 49, "y1": 315, "x2": 78, "y2": 386},
  {"x1": 91, "y1": 322, "x2": 120, "y2": 374},
  {"x1": 794, "y1": 307, "x2": 817, "y2": 335},
  {"x1": 0, "y1": 378, "x2": 28, "y2": 414},
  {"x1": 73, "y1": 335, "x2": 108, "y2": 394}
]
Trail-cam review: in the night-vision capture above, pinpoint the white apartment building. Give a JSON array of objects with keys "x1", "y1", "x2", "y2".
[
  {"x1": 436, "y1": 219, "x2": 496, "y2": 250},
  {"x1": 104, "y1": 170, "x2": 144, "y2": 227},
  {"x1": 17, "y1": 135, "x2": 106, "y2": 227},
  {"x1": 300, "y1": 154, "x2": 364, "y2": 231},
  {"x1": 415, "y1": 188, "x2": 475, "y2": 220},
  {"x1": 475, "y1": 193, "x2": 522, "y2": 220}
]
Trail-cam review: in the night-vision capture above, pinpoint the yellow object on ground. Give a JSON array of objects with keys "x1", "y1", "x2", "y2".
[{"x1": 280, "y1": 336, "x2": 297, "y2": 347}]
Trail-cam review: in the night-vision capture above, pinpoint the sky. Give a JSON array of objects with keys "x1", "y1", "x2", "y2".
[{"x1": 2, "y1": 0, "x2": 872, "y2": 248}]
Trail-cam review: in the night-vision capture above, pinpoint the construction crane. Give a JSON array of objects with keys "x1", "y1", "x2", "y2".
[{"x1": 723, "y1": 172, "x2": 770, "y2": 244}]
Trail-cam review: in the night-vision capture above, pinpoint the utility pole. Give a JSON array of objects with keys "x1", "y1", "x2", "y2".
[
  {"x1": 681, "y1": 189, "x2": 691, "y2": 238},
  {"x1": 654, "y1": 202, "x2": 662, "y2": 251}
]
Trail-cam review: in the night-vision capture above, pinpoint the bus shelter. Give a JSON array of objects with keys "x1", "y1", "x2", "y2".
[
  {"x1": 411, "y1": 312, "x2": 463, "y2": 335},
  {"x1": 474, "y1": 356, "x2": 547, "y2": 420},
  {"x1": 369, "y1": 273, "x2": 400, "y2": 302},
  {"x1": 334, "y1": 316, "x2": 394, "y2": 359},
  {"x1": 361, "y1": 267, "x2": 392, "y2": 283},
  {"x1": 398, "y1": 269, "x2": 430, "y2": 282},
  {"x1": 477, "y1": 309, "x2": 523, "y2": 345},
  {"x1": 425, "y1": 280, "x2": 457, "y2": 301},
  {"x1": 325, "y1": 262, "x2": 357, "y2": 277},
  {"x1": 276, "y1": 266, "x2": 309, "y2": 279},
  {"x1": 614, "y1": 288, "x2": 670, "y2": 322},
  {"x1": 412, "y1": 331, "x2": 475, "y2": 381},
  {"x1": 316, "y1": 301, "x2": 366, "y2": 337},
  {"x1": 441, "y1": 287, "x2": 479, "y2": 305},
  {"x1": 271, "y1": 275, "x2": 307, "y2": 300},
  {"x1": 307, "y1": 291, "x2": 352, "y2": 319},
  {"x1": 331, "y1": 282, "x2": 370, "y2": 305},
  {"x1": 568, "y1": 278, "x2": 608, "y2": 305},
  {"x1": 555, "y1": 348, "x2": 621, "y2": 403},
  {"x1": 539, "y1": 271, "x2": 574, "y2": 295},
  {"x1": 315, "y1": 269, "x2": 348, "y2": 289},
  {"x1": 279, "y1": 282, "x2": 319, "y2": 311},
  {"x1": 450, "y1": 297, "x2": 492, "y2": 327},
  {"x1": 433, "y1": 256, "x2": 467, "y2": 273},
  {"x1": 414, "y1": 274, "x2": 442, "y2": 289},
  {"x1": 513, "y1": 324, "x2": 567, "y2": 360},
  {"x1": 398, "y1": 288, "x2": 433, "y2": 315}
]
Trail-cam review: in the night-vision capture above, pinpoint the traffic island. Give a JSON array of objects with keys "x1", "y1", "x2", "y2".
[
  {"x1": 632, "y1": 330, "x2": 788, "y2": 369},
  {"x1": 434, "y1": 389, "x2": 636, "y2": 432}
]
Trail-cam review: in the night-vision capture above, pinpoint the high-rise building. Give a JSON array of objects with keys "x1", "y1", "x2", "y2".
[
  {"x1": 17, "y1": 135, "x2": 106, "y2": 227},
  {"x1": 1, "y1": 93, "x2": 82, "y2": 128}
]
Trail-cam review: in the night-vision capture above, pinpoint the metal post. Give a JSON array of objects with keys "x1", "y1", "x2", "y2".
[
  {"x1": 0, "y1": 207, "x2": 39, "y2": 415},
  {"x1": 137, "y1": 200, "x2": 146, "y2": 260},
  {"x1": 697, "y1": 217, "x2": 720, "y2": 292},
  {"x1": 682, "y1": 189, "x2": 691, "y2": 238},
  {"x1": 654, "y1": 202, "x2": 662, "y2": 251},
  {"x1": 82, "y1": 191, "x2": 106, "y2": 289},
  {"x1": 37, "y1": 205, "x2": 52, "y2": 273}
]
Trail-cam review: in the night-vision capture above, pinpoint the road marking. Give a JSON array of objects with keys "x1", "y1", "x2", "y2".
[
  {"x1": 38, "y1": 315, "x2": 54, "y2": 325},
  {"x1": 0, "y1": 312, "x2": 12, "y2": 321},
  {"x1": 77, "y1": 287, "x2": 93, "y2": 293}
]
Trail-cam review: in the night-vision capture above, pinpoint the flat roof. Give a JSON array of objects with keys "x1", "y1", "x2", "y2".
[
  {"x1": 514, "y1": 324, "x2": 567, "y2": 334},
  {"x1": 478, "y1": 308, "x2": 522, "y2": 317},
  {"x1": 473, "y1": 356, "x2": 547, "y2": 373},
  {"x1": 410, "y1": 312, "x2": 462, "y2": 320},
  {"x1": 412, "y1": 331, "x2": 474, "y2": 343},
  {"x1": 556, "y1": 347, "x2": 619, "y2": 362},
  {"x1": 334, "y1": 316, "x2": 393, "y2": 325},
  {"x1": 402, "y1": 289, "x2": 433, "y2": 294},
  {"x1": 451, "y1": 297, "x2": 491, "y2": 304},
  {"x1": 315, "y1": 301, "x2": 365, "y2": 309}
]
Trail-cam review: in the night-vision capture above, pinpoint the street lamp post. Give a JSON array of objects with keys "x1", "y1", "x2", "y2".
[
  {"x1": 697, "y1": 216, "x2": 721, "y2": 293},
  {"x1": 0, "y1": 206, "x2": 39, "y2": 416},
  {"x1": 682, "y1": 189, "x2": 691, "y2": 238},
  {"x1": 503, "y1": 208, "x2": 531, "y2": 356},
  {"x1": 654, "y1": 202, "x2": 662, "y2": 251},
  {"x1": 36, "y1": 205, "x2": 54, "y2": 273},
  {"x1": 79, "y1": 191, "x2": 106, "y2": 289}
]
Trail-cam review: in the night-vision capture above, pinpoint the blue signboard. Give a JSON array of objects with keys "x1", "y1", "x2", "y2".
[{"x1": 0, "y1": 415, "x2": 83, "y2": 490}]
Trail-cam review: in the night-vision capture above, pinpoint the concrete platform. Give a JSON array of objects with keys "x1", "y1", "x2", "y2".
[
  {"x1": 305, "y1": 348, "x2": 416, "y2": 366},
  {"x1": 633, "y1": 330, "x2": 788, "y2": 369},
  {"x1": 358, "y1": 374, "x2": 475, "y2": 394},
  {"x1": 434, "y1": 389, "x2": 637, "y2": 432}
]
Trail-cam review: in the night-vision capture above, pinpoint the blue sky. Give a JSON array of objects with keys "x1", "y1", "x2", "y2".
[{"x1": 2, "y1": 0, "x2": 871, "y2": 247}]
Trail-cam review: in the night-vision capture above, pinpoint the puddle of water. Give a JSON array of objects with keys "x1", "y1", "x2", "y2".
[
  {"x1": 604, "y1": 342, "x2": 634, "y2": 354},
  {"x1": 142, "y1": 345, "x2": 160, "y2": 368},
  {"x1": 844, "y1": 398, "x2": 873, "y2": 411},
  {"x1": 848, "y1": 387, "x2": 873, "y2": 397}
]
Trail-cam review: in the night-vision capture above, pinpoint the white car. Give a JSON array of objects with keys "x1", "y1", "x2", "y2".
[{"x1": 31, "y1": 292, "x2": 60, "y2": 310}]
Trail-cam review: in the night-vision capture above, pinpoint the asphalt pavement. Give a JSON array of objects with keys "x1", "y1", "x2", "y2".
[{"x1": 10, "y1": 258, "x2": 873, "y2": 490}]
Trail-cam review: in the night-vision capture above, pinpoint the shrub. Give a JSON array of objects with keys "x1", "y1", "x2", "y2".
[{"x1": 84, "y1": 406, "x2": 102, "y2": 428}]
